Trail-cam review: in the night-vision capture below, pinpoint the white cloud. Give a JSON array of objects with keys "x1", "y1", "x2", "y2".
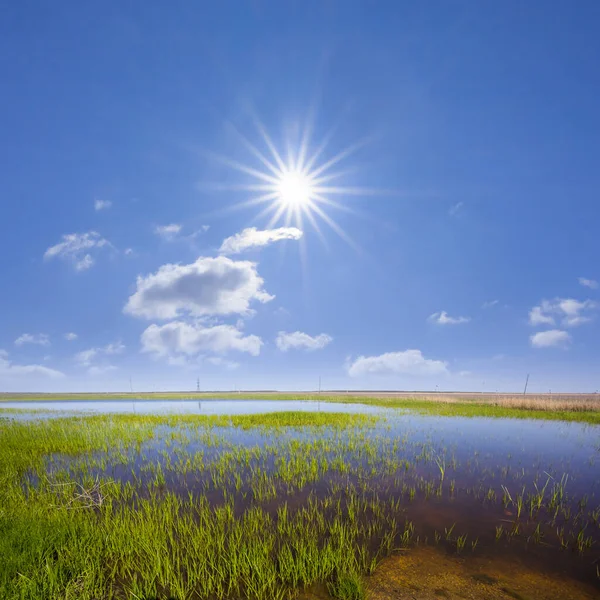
[
  {"x1": 448, "y1": 202, "x2": 464, "y2": 216},
  {"x1": 0, "y1": 351, "x2": 64, "y2": 378},
  {"x1": 124, "y1": 256, "x2": 273, "y2": 320},
  {"x1": 94, "y1": 199, "x2": 112, "y2": 211},
  {"x1": 529, "y1": 305, "x2": 555, "y2": 326},
  {"x1": 275, "y1": 331, "x2": 332, "y2": 352},
  {"x1": 482, "y1": 300, "x2": 499, "y2": 309},
  {"x1": 64, "y1": 332, "x2": 78, "y2": 341},
  {"x1": 578, "y1": 277, "x2": 598, "y2": 290},
  {"x1": 428, "y1": 311, "x2": 470, "y2": 325},
  {"x1": 44, "y1": 231, "x2": 111, "y2": 271},
  {"x1": 15, "y1": 333, "x2": 50, "y2": 347},
  {"x1": 75, "y1": 341, "x2": 125, "y2": 367},
  {"x1": 348, "y1": 349, "x2": 448, "y2": 377},
  {"x1": 124, "y1": 248, "x2": 134, "y2": 256},
  {"x1": 529, "y1": 298, "x2": 598, "y2": 327},
  {"x1": 154, "y1": 224, "x2": 182, "y2": 241},
  {"x1": 141, "y1": 321, "x2": 262, "y2": 358},
  {"x1": 530, "y1": 329, "x2": 571, "y2": 348},
  {"x1": 219, "y1": 227, "x2": 303, "y2": 255}
]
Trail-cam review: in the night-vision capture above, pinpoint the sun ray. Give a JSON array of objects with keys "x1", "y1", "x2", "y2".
[
  {"x1": 252, "y1": 117, "x2": 288, "y2": 173},
  {"x1": 207, "y1": 152, "x2": 280, "y2": 185},
  {"x1": 226, "y1": 122, "x2": 282, "y2": 178},
  {"x1": 207, "y1": 115, "x2": 386, "y2": 249},
  {"x1": 309, "y1": 203, "x2": 361, "y2": 252},
  {"x1": 308, "y1": 139, "x2": 369, "y2": 179},
  {"x1": 310, "y1": 193, "x2": 357, "y2": 214}
]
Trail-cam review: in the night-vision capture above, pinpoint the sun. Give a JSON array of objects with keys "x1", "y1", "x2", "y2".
[
  {"x1": 204, "y1": 114, "x2": 379, "y2": 246},
  {"x1": 276, "y1": 169, "x2": 314, "y2": 208}
]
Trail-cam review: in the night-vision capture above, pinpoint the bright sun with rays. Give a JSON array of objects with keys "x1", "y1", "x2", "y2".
[
  {"x1": 276, "y1": 170, "x2": 314, "y2": 209},
  {"x1": 208, "y1": 115, "x2": 378, "y2": 245}
]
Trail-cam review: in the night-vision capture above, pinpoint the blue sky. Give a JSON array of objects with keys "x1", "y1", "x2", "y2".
[{"x1": 2, "y1": 1, "x2": 600, "y2": 393}]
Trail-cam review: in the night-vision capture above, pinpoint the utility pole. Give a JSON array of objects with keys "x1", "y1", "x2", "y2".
[
  {"x1": 129, "y1": 377, "x2": 133, "y2": 393},
  {"x1": 318, "y1": 376, "x2": 321, "y2": 394},
  {"x1": 523, "y1": 373, "x2": 530, "y2": 395},
  {"x1": 196, "y1": 377, "x2": 200, "y2": 393}
]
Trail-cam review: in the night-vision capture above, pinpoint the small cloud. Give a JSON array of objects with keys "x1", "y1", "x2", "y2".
[
  {"x1": 449, "y1": 202, "x2": 464, "y2": 216},
  {"x1": 219, "y1": 227, "x2": 303, "y2": 255},
  {"x1": 482, "y1": 300, "x2": 499, "y2": 309},
  {"x1": 529, "y1": 305, "x2": 555, "y2": 326},
  {"x1": 154, "y1": 224, "x2": 182, "y2": 241},
  {"x1": 44, "y1": 231, "x2": 112, "y2": 271},
  {"x1": 275, "y1": 331, "x2": 332, "y2": 352},
  {"x1": 347, "y1": 349, "x2": 448, "y2": 377},
  {"x1": 579, "y1": 277, "x2": 598, "y2": 290},
  {"x1": 458, "y1": 370, "x2": 472, "y2": 377},
  {"x1": 529, "y1": 298, "x2": 598, "y2": 328},
  {"x1": 94, "y1": 199, "x2": 112, "y2": 211},
  {"x1": 201, "y1": 225, "x2": 210, "y2": 232},
  {"x1": 76, "y1": 341, "x2": 125, "y2": 368},
  {"x1": 15, "y1": 333, "x2": 50, "y2": 347},
  {"x1": 64, "y1": 332, "x2": 78, "y2": 341},
  {"x1": 428, "y1": 311, "x2": 470, "y2": 325},
  {"x1": 124, "y1": 248, "x2": 134, "y2": 256},
  {"x1": 530, "y1": 329, "x2": 571, "y2": 348}
]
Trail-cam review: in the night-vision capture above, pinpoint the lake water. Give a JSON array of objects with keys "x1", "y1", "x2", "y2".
[{"x1": 0, "y1": 398, "x2": 388, "y2": 417}]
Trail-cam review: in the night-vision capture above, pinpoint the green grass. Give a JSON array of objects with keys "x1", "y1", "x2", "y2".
[
  {"x1": 0, "y1": 412, "x2": 397, "y2": 599},
  {"x1": 1, "y1": 411, "x2": 598, "y2": 599}
]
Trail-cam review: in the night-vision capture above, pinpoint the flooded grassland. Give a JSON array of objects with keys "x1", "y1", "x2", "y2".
[{"x1": 1, "y1": 407, "x2": 598, "y2": 599}]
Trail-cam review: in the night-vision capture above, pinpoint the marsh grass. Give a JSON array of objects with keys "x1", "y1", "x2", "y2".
[{"x1": 1, "y1": 411, "x2": 598, "y2": 599}]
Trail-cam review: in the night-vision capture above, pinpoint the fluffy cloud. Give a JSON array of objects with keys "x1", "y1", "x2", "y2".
[
  {"x1": 15, "y1": 333, "x2": 50, "y2": 346},
  {"x1": 347, "y1": 350, "x2": 448, "y2": 377},
  {"x1": 0, "y1": 350, "x2": 64, "y2": 378},
  {"x1": 154, "y1": 224, "x2": 182, "y2": 240},
  {"x1": 529, "y1": 298, "x2": 598, "y2": 327},
  {"x1": 219, "y1": 227, "x2": 303, "y2": 255},
  {"x1": 141, "y1": 321, "x2": 262, "y2": 359},
  {"x1": 275, "y1": 331, "x2": 332, "y2": 352},
  {"x1": 124, "y1": 256, "x2": 273, "y2": 320},
  {"x1": 530, "y1": 330, "x2": 571, "y2": 348},
  {"x1": 578, "y1": 277, "x2": 598, "y2": 290},
  {"x1": 44, "y1": 231, "x2": 111, "y2": 271},
  {"x1": 64, "y1": 332, "x2": 78, "y2": 341},
  {"x1": 94, "y1": 199, "x2": 112, "y2": 211},
  {"x1": 428, "y1": 311, "x2": 470, "y2": 325}
]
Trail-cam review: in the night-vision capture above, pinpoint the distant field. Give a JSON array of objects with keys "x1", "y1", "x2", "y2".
[{"x1": 1, "y1": 390, "x2": 599, "y2": 424}]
